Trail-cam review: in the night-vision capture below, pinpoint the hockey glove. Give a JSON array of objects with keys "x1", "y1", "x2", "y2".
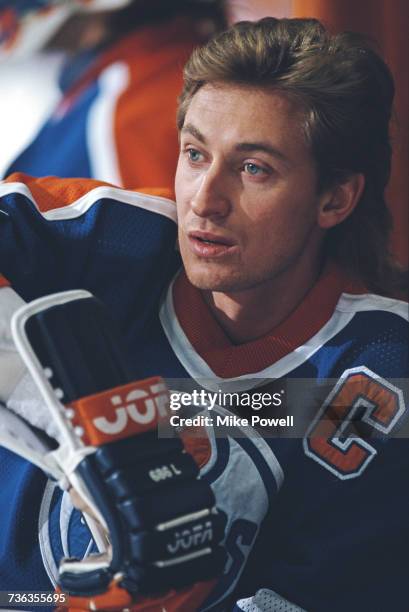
[{"x1": 0, "y1": 289, "x2": 226, "y2": 611}]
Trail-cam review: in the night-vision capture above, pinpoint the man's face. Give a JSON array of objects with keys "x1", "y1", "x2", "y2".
[{"x1": 175, "y1": 84, "x2": 327, "y2": 293}]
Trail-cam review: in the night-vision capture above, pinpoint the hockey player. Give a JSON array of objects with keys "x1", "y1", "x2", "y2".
[
  {"x1": 0, "y1": 16, "x2": 408, "y2": 612},
  {"x1": 0, "y1": 0, "x2": 225, "y2": 188}
]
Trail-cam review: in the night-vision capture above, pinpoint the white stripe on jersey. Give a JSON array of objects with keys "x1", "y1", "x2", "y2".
[
  {"x1": 87, "y1": 62, "x2": 129, "y2": 186},
  {"x1": 0, "y1": 182, "x2": 177, "y2": 223}
]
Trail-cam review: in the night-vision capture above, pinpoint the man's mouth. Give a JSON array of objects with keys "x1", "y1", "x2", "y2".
[{"x1": 187, "y1": 231, "x2": 238, "y2": 258}]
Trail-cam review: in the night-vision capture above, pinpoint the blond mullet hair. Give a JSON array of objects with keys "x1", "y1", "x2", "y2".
[{"x1": 178, "y1": 18, "x2": 406, "y2": 295}]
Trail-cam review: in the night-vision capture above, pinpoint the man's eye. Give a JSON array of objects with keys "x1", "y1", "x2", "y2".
[
  {"x1": 243, "y1": 162, "x2": 266, "y2": 176},
  {"x1": 187, "y1": 148, "x2": 202, "y2": 162}
]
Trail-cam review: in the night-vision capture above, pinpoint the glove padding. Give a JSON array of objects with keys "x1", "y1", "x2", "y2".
[{"x1": 2, "y1": 289, "x2": 226, "y2": 610}]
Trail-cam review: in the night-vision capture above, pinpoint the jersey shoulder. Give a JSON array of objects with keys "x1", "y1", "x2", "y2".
[
  {"x1": 315, "y1": 291, "x2": 408, "y2": 378},
  {"x1": 3, "y1": 173, "x2": 175, "y2": 210},
  {"x1": 0, "y1": 175, "x2": 177, "y2": 307}
]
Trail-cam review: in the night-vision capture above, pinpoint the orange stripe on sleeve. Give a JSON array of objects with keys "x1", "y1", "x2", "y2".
[
  {"x1": 4, "y1": 173, "x2": 114, "y2": 212},
  {"x1": 4, "y1": 173, "x2": 174, "y2": 212}
]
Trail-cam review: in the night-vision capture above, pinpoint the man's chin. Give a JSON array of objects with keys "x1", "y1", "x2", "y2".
[{"x1": 184, "y1": 267, "x2": 247, "y2": 293}]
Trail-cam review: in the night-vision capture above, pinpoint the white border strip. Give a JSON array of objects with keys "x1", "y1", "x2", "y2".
[
  {"x1": 0, "y1": 181, "x2": 177, "y2": 223},
  {"x1": 211, "y1": 404, "x2": 284, "y2": 489},
  {"x1": 333, "y1": 292, "x2": 408, "y2": 318}
]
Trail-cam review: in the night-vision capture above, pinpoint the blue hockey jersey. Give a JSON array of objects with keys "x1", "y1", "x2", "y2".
[{"x1": 0, "y1": 175, "x2": 408, "y2": 611}]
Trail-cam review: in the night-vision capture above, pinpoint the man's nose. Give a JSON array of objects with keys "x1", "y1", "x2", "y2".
[{"x1": 190, "y1": 166, "x2": 231, "y2": 219}]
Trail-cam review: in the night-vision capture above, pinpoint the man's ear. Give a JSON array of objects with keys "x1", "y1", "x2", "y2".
[{"x1": 317, "y1": 173, "x2": 365, "y2": 229}]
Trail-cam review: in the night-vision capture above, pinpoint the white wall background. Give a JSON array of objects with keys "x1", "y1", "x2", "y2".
[
  {"x1": 0, "y1": 53, "x2": 63, "y2": 177},
  {"x1": 227, "y1": 0, "x2": 291, "y2": 23}
]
